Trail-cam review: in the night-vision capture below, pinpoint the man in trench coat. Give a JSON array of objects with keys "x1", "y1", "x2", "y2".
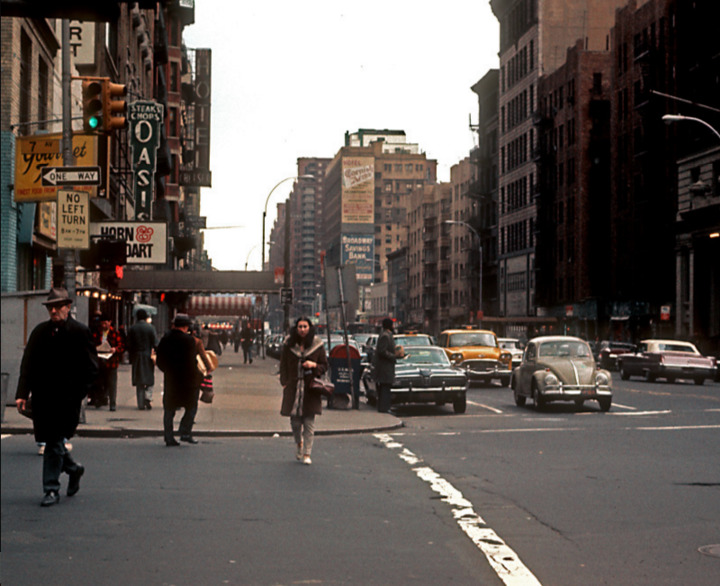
[
  {"x1": 127, "y1": 309, "x2": 158, "y2": 410},
  {"x1": 15, "y1": 288, "x2": 99, "y2": 506}
]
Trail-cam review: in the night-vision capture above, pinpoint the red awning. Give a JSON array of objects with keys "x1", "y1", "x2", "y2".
[{"x1": 187, "y1": 295, "x2": 253, "y2": 317}]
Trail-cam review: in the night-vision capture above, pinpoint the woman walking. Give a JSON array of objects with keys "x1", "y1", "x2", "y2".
[{"x1": 279, "y1": 316, "x2": 328, "y2": 465}]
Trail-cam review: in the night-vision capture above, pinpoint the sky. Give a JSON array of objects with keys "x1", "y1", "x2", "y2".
[{"x1": 182, "y1": 1, "x2": 500, "y2": 271}]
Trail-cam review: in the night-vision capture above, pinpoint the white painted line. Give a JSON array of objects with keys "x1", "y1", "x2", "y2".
[
  {"x1": 636, "y1": 424, "x2": 720, "y2": 431},
  {"x1": 612, "y1": 410, "x2": 672, "y2": 416},
  {"x1": 610, "y1": 402, "x2": 637, "y2": 410},
  {"x1": 376, "y1": 433, "x2": 542, "y2": 586},
  {"x1": 467, "y1": 400, "x2": 504, "y2": 414},
  {"x1": 1, "y1": 434, "x2": 12, "y2": 440}
]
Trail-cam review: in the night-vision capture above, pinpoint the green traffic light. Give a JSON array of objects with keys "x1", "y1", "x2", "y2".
[{"x1": 88, "y1": 116, "x2": 100, "y2": 130}]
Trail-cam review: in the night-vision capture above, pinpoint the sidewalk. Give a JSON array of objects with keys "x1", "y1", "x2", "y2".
[{"x1": 1, "y1": 346, "x2": 401, "y2": 438}]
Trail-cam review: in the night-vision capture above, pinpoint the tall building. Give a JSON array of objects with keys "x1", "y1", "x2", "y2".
[{"x1": 490, "y1": 0, "x2": 627, "y2": 328}]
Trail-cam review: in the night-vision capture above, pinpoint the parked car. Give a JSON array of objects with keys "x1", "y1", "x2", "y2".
[
  {"x1": 498, "y1": 338, "x2": 524, "y2": 369},
  {"x1": 265, "y1": 333, "x2": 284, "y2": 359},
  {"x1": 596, "y1": 340, "x2": 636, "y2": 370},
  {"x1": 362, "y1": 345, "x2": 468, "y2": 413},
  {"x1": 437, "y1": 328, "x2": 512, "y2": 386},
  {"x1": 394, "y1": 333, "x2": 434, "y2": 350},
  {"x1": 618, "y1": 339, "x2": 717, "y2": 385},
  {"x1": 511, "y1": 336, "x2": 613, "y2": 411}
]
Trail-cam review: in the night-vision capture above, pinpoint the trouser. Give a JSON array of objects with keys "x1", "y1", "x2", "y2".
[
  {"x1": 377, "y1": 383, "x2": 392, "y2": 413},
  {"x1": 290, "y1": 415, "x2": 315, "y2": 456},
  {"x1": 96, "y1": 366, "x2": 118, "y2": 408},
  {"x1": 135, "y1": 385, "x2": 153, "y2": 409},
  {"x1": 42, "y1": 438, "x2": 80, "y2": 493},
  {"x1": 242, "y1": 346, "x2": 252, "y2": 363},
  {"x1": 163, "y1": 405, "x2": 197, "y2": 442}
]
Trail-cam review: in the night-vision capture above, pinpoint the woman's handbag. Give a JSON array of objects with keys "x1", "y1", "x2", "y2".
[
  {"x1": 308, "y1": 377, "x2": 334, "y2": 398},
  {"x1": 199, "y1": 375, "x2": 214, "y2": 404}
]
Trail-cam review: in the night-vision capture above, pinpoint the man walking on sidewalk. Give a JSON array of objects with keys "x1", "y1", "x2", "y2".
[
  {"x1": 15, "y1": 288, "x2": 99, "y2": 506},
  {"x1": 127, "y1": 309, "x2": 158, "y2": 410}
]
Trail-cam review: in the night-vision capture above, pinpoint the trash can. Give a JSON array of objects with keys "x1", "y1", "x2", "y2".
[
  {"x1": 328, "y1": 345, "x2": 362, "y2": 409},
  {"x1": 1, "y1": 372, "x2": 9, "y2": 424}
]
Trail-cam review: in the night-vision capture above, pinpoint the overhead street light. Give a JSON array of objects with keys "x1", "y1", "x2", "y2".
[
  {"x1": 662, "y1": 114, "x2": 720, "y2": 142},
  {"x1": 261, "y1": 174, "x2": 314, "y2": 269},
  {"x1": 444, "y1": 220, "x2": 483, "y2": 320}
]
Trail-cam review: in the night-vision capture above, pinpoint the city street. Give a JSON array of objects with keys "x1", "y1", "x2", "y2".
[{"x1": 3, "y1": 367, "x2": 719, "y2": 585}]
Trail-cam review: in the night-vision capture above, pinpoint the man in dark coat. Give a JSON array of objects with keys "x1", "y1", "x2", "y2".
[
  {"x1": 15, "y1": 288, "x2": 99, "y2": 506},
  {"x1": 240, "y1": 321, "x2": 255, "y2": 364},
  {"x1": 374, "y1": 317, "x2": 402, "y2": 413},
  {"x1": 126, "y1": 308, "x2": 158, "y2": 410},
  {"x1": 157, "y1": 314, "x2": 211, "y2": 446}
]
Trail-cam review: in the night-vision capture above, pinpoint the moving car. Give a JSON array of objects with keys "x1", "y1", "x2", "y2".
[
  {"x1": 437, "y1": 328, "x2": 512, "y2": 386},
  {"x1": 511, "y1": 336, "x2": 613, "y2": 411},
  {"x1": 618, "y1": 339, "x2": 717, "y2": 385},
  {"x1": 394, "y1": 333, "x2": 434, "y2": 349},
  {"x1": 362, "y1": 345, "x2": 468, "y2": 413},
  {"x1": 498, "y1": 338, "x2": 524, "y2": 369},
  {"x1": 596, "y1": 340, "x2": 636, "y2": 370}
]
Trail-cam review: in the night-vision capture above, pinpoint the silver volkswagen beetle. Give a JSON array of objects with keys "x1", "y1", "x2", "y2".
[{"x1": 511, "y1": 336, "x2": 613, "y2": 411}]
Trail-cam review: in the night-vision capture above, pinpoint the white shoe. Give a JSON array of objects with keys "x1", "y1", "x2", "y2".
[
  {"x1": 64, "y1": 440, "x2": 73, "y2": 452},
  {"x1": 37, "y1": 444, "x2": 45, "y2": 456},
  {"x1": 302, "y1": 455, "x2": 312, "y2": 465},
  {"x1": 296, "y1": 442, "x2": 303, "y2": 461}
]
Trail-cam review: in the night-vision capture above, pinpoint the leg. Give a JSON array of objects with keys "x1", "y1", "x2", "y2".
[
  {"x1": 178, "y1": 405, "x2": 198, "y2": 440},
  {"x1": 107, "y1": 368, "x2": 118, "y2": 410},
  {"x1": 163, "y1": 407, "x2": 177, "y2": 444},
  {"x1": 144, "y1": 385, "x2": 153, "y2": 409},
  {"x1": 301, "y1": 415, "x2": 315, "y2": 456},
  {"x1": 290, "y1": 415, "x2": 303, "y2": 449},
  {"x1": 42, "y1": 439, "x2": 66, "y2": 494},
  {"x1": 136, "y1": 386, "x2": 146, "y2": 410},
  {"x1": 377, "y1": 383, "x2": 392, "y2": 413}
]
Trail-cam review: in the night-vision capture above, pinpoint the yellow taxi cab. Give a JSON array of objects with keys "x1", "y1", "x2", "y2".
[{"x1": 437, "y1": 327, "x2": 512, "y2": 386}]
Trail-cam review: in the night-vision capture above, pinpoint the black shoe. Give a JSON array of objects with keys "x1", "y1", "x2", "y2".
[
  {"x1": 144, "y1": 401, "x2": 152, "y2": 410},
  {"x1": 109, "y1": 406, "x2": 116, "y2": 412},
  {"x1": 180, "y1": 436, "x2": 199, "y2": 444},
  {"x1": 67, "y1": 465, "x2": 84, "y2": 496},
  {"x1": 165, "y1": 439, "x2": 180, "y2": 447},
  {"x1": 41, "y1": 491, "x2": 60, "y2": 507}
]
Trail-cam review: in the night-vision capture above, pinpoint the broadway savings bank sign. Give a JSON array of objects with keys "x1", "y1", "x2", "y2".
[{"x1": 89, "y1": 221, "x2": 167, "y2": 264}]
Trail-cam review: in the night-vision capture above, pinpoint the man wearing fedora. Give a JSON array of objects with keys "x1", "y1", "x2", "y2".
[
  {"x1": 156, "y1": 313, "x2": 213, "y2": 446},
  {"x1": 15, "y1": 288, "x2": 99, "y2": 507}
]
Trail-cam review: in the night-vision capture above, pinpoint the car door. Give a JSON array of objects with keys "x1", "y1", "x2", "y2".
[{"x1": 516, "y1": 342, "x2": 537, "y2": 395}]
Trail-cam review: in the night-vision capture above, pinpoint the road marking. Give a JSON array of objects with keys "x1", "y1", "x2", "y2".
[
  {"x1": 611, "y1": 402, "x2": 637, "y2": 410},
  {"x1": 612, "y1": 410, "x2": 672, "y2": 416},
  {"x1": 468, "y1": 400, "x2": 504, "y2": 414},
  {"x1": 376, "y1": 433, "x2": 542, "y2": 586},
  {"x1": 636, "y1": 424, "x2": 720, "y2": 431}
]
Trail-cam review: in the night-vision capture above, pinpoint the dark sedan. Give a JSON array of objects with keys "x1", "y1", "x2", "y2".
[{"x1": 362, "y1": 346, "x2": 469, "y2": 413}]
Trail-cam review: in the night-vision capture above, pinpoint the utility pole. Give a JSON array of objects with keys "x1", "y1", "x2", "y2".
[{"x1": 61, "y1": 20, "x2": 76, "y2": 297}]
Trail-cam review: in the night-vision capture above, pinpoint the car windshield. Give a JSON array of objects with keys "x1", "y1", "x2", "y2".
[
  {"x1": 396, "y1": 335, "x2": 433, "y2": 346},
  {"x1": 499, "y1": 340, "x2": 520, "y2": 350},
  {"x1": 402, "y1": 347, "x2": 451, "y2": 366},
  {"x1": 448, "y1": 332, "x2": 497, "y2": 347},
  {"x1": 538, "y1": 341, "x2": 592, "y2": 358},
  {"x1": 656, "y1": 343, "x2": 697, "y2": 353}
]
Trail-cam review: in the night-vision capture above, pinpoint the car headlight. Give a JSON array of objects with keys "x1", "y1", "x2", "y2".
[
  {"x1": 450, "y1": 353, "x2": 463, "y2": 363},
  {"x1": 544, "y1": 372, "x2": 559, "y2": 386},
  {"x1": 595, "y1": 372, "x2": 609, "y2": 385}
]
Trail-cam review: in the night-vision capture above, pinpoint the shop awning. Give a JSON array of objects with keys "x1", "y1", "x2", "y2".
[
  {"x1": 187, "y1": 295, "x2": 254, "y2": 317},
  {"x1": 117, "y1": 270, "x2": 279, "y2": 294}
]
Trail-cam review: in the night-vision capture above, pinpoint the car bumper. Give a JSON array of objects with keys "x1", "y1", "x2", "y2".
[
  {"x1": 390, "y1": 386, "x2": 466, "y2": 405},
  {"x1": 540, "y1": 384, "x2": 613, "y2": 400},
  {"x1": 463, "y1": 365, "x2": 512, "y2": 381},
  {"x1": 651, "y1": 364, "x2": 716, "y2": 380}
]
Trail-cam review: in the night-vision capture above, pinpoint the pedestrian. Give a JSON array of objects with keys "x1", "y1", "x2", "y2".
[
  {"x1": 91, "y1": 313, "x2": 124, "y2": 410},
  {"x1": 233, "y1": 318, "x2": 242, "y2": 353},
  {"x1": 15, "y1": 287, "x2": 99, "y2": 507},
  {"x1": 374, "y1": 317, "x2": 403, "y2": 413},
  {"x1": 126, "y1": 309, "x2": 158, "y2": 410},
  {"x1": 156, "y1": 314, "x2": 213, "y2": 446},
  {"x1": 240, "y1": 321, "x2": 255, "y2": 364},
  {"x1": 279, "y1": 316, "x2": 328, "y2": 465}
]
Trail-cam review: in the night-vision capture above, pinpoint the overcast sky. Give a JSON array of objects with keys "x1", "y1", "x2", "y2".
[{"x1": 182, "y1": 1, "x2": 500, "y2": 271}]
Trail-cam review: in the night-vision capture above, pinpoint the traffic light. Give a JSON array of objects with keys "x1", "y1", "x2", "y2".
[
  {"x1": 103, "y1": 80, "x2": 127, "y2": 132},
  {"x1": 82, "y1": 79, "x2": 104, "y2": 132}
]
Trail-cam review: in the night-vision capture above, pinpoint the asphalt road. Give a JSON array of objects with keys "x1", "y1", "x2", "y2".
[{"x1": 2, "y1": 374, "x2": 719, "y2": 585}]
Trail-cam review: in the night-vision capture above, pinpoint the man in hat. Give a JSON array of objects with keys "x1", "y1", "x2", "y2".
[
  {"x1": 15, "y1": 288, "x2": 99, "y2": 506},
  {"x1": 126, "y1": 308, "x2": 159, "y2": 410},
  {"x1": 156, "y1": 313, "x2": 213, "y2": 446},
  {"x1": 374, "y1": 317, "x2": 403, "y2": 413}
]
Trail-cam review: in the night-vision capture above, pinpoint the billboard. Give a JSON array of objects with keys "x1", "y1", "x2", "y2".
[
  {"x1": 341, "y1": 233, "x2": 374, "y2": 284},
  {"x1": 341, "y1": 156, "x2": 374, "y2": 224},
  {"x1": 89, "y1": 221, "x2": 167, "y2": 264}
]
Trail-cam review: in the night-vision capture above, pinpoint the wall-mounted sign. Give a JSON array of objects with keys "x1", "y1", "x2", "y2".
[
  {"x1": 57, "y1": 189, "x2": 90, "y2": 249},
  {"x1": 90, "y1": 221, "x2": 167, "y2": 264},
  {"x1": 128, "y1": 101, "x2": 164, "y2": 220},
  {"x1": 341, "y1": 233, "x2": 374, "y2": 283}
]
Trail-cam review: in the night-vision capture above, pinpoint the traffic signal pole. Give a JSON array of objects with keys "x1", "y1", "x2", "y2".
[{"x1": 61, "y1": 20, "x2": 76, "y2": 298}]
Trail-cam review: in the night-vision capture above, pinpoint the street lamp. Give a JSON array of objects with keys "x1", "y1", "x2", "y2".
[
  {"x1": 261, "y1": 174, "x2": 314, "y2": 269},
  {"x1": 662, "y1": 114, "x2": 720, "y2": 142},
  {"x1": 444, "y1": 220, "x2": 483, "y2": 320},
  {"x1": 244, "y1": 244, "x2": 259, "y2": 271}
]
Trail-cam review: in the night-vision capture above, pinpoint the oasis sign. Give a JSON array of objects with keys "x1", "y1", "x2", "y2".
[{"x1": 90, "y1": 221, "x2": 167, "y2": 264}]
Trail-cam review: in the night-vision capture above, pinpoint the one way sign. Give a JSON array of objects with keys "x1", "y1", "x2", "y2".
[{"x1": 42, "y1": 166, "x2": 101, "y2": 186}]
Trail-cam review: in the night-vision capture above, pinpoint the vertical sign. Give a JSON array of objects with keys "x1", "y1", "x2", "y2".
[
  {"x1": 57, "y1": 189, "x2": 90, "y2": 249},
  {"x1": 341, "y1": 156, "x2": 374, "y2": 224},
  {"x1": 194, "y1": 48, "x2": 212, "y2": 184},
  {"x1": 128, "y1": 101, "x2": 164, "y2": 221}
]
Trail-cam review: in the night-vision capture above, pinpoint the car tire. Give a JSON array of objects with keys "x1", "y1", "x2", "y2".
[
  {"x1": 514, "y1": 388, "x2": 526, "y2": 407},
  {"x1": 620, "y1": 367, "x2": 630, "y2": 381},
  {"x1": 532, "y1": 383, "x2": 545, "y2": 411},
  {"x1": 645, "y1": 370, "x2": 656, "y2": 383},
  {"x1": 694, "y1": 377, "x2": 704, "y2": 386},
  {"x1": 500, "y1": 376, "x2": 511, "y2": 388},
  {"x1": 666, "y1": 377, "x2": 675, "y2": 384},
  {"x1": 598, "y1": 397, "x2": 612, "y2": 412},
  {"x1": 574, "y1": 399, "x2": 584, "y2": 410},
  {"x1": 453, "y1": 395, "x2": 467, "y2": 414}
]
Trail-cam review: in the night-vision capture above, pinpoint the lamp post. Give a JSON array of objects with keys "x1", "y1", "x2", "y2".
[
  {"x1": 244, "y1": 244, "x2": 259, "y2": 271},
  {"x1": 261, "y1": 174, "x2": 314, "y2": 270},
  {"x1": 444, "y1": 220, "x2": 483, "y2": 320},
  {"x1": 662, "y1": 114, "x2": 720, "y2": 142}
]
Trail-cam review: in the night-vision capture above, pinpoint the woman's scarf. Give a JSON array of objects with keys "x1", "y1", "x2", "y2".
[{"x1": 289, "y1": 336, "x2": 323, "y2": 417}]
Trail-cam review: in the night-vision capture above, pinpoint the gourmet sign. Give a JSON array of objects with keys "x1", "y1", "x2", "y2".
[{"x1": 89, "y1": 221, "x2": 167, "y2": 264}]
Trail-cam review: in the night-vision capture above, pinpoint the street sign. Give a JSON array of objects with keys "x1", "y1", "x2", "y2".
[
  {"x1": 57, "y1": 189, "x2": 90, "y2": 249},
  {"x1": 281, "y1": 287, "x2": 293, "y2": 305},
  {"x1": 184, "y1": 215, "x2": 207, "y2": 229},
  {"x1": 42, "y1": 166, "x2": 101, "y2": 186}
]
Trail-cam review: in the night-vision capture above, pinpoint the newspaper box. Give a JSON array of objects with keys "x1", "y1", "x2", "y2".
[{"x1": 329, "y1": 344, "x2": 362, "y2": 408}]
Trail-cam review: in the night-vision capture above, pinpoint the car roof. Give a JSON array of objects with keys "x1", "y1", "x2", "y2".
[
  {"x1": 441, "y1": 329, "x2": 496, "y2": 335},
  {"x1": 528, "y1": 336, "x2": 588, "y2": 344},
  {"x1": 640, "y1": 339, "x2": 695, "y2": 345}
]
